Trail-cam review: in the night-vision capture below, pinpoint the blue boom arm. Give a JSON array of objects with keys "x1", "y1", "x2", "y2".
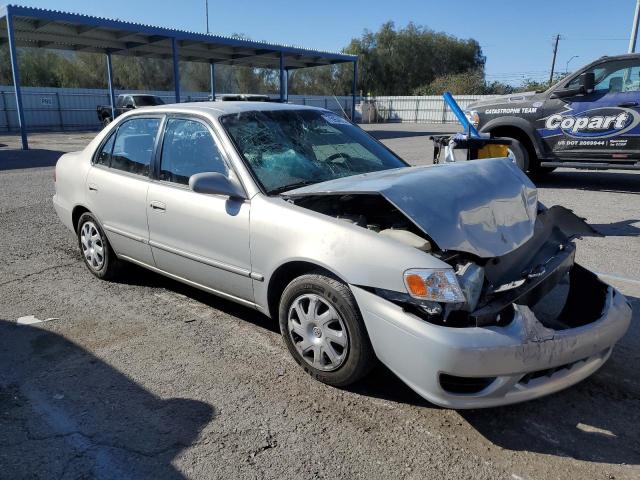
[{"x1": 443, "y1": 91, "x2": 480, "y2": 138}]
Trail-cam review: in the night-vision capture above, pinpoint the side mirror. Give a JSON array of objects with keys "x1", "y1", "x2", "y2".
[
  {"x1": 189, "y1": 172, "x2": 246, "y2": 199},
  {"x1": 582, "y1": 72, "x2": 595, "y2": 92}
]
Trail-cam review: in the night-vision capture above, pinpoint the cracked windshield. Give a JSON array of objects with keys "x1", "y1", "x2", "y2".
[{"x1": 220, "y1": 109, "x2": 406, "y2": 194}]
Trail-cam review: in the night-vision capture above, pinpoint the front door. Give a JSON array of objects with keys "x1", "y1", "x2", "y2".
[
  {"x1": 540, "y1": 57, "x2": 640, "y2": 161},
  {"x1": 146, "y1": 116, "x2": 253, "y2": 303},
  {"x1": 86, "y1": 116, "x2": 161, "y2": 265}
]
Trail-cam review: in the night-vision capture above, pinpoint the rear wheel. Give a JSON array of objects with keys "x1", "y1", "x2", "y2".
[
  {"x1": 102, "y1": 116, "x2": 112, "y2": 128},
  {"x1": 279, "y1": 272, "x2": 375, "y2": 387},
  {"x1": 77, "y1": 212, "x2": 122, "y2": 280}
]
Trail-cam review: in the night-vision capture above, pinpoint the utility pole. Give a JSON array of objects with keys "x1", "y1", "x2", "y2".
[
  {"x1": 630, "y1": 0, "x2": 640, "y2": 53},
  {"x1": 205, "y1": 0, "x2": 210, "y2": 33},
  {"x1": 548, "y1": 34, "x2": 561, "y2": 87}
]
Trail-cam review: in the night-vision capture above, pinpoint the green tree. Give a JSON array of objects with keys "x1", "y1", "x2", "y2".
[{"x1": 344, "y1": 22, "x2": 485, "y2": 95}]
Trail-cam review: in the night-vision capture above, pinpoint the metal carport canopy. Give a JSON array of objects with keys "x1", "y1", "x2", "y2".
[{"x1": 0, "y1": 4, "x2": 358, "y2": 149}]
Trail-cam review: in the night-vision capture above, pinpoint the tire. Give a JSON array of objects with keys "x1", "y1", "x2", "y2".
[
  {"x1": 102, "y1": 116, "x2": 112, "y2": 128},
  {"x1": 77, "y1": 212, "x2": 122, "y2": 280},
  {"x1": 279, "y1": 271, "x2": 375, "y2": 387},
  {"x1": 498, "y1": 136, "x2": 528, "y2": 172}
]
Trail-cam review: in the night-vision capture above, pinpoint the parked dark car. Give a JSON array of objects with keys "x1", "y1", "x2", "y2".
[{"x1": 97, "y1": 94, "x2": 165, "y2": 126}]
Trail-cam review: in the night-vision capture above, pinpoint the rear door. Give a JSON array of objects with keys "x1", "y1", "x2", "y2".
[
  {"x1": 146, "y1": 116, "x2": 253, "y2": 303},
  {"x1": 540, "y1": 57, "x2": 640, "y2": 161},
  {"x1": 85, "y1": 116, "x2": 162, "y2": 265}
]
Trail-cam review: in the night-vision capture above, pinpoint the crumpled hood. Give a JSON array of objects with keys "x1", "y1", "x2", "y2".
[{"x1": 285, "y1": 158, "x2": 538, "y2": 258}]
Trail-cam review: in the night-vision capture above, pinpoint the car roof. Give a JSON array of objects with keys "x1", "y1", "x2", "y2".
[{"x1": 135, "y1": 101, "x2": 326, "y2": 118}]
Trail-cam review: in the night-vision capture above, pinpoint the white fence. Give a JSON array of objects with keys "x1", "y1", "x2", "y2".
[
  {"x1": 0, "y1": 86, "x2": 356, "y2": 132},
  {"x1": 0, "y1": 87, "x2": 497, "y2": 131},
  {"x1": 364, "y1": 95, "x2": 497, "y2": 124}
]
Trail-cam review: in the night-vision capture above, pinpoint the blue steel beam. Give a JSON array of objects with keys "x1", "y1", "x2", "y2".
[
  {"x1": 209, "y1": 61, "x2": 216, "y2": 101},
  {"x1": 279, "y1": 52, "x2": 286, "y2": 102},
  {"x1": 351, "y1": 60, "x2": 358, "y2": 122},
  {"x1": 172, "y1": 38, "x2": 180, "y2": 103},
  {"x1": 6, "y1": 8, "x2": 28, "y2": 149},
  {"x1": 105, "y1": 50, "x2": 116, "y2": 120}
]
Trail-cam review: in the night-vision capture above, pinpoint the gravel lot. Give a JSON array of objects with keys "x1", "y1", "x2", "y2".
[{"x1": 0, "y1": 124, "x2": 638, "y2": 480}]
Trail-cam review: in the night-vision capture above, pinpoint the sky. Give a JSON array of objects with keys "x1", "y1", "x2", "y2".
[{"x1": 12, "y1": 0, "x2": 638, "y2": 85}]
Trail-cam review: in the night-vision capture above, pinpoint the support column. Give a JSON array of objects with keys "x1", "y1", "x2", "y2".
[
  {"x1": 209, "y1": 61, "x2": 216, "y2": 101},
  {"x1": 106, "y1": 50, "x2": 116, "y2": 120},
  {"x1": 6, "y1": 10, "x2": 27, "y2": 149},
  {"x1": 351, "y1": 60, "x2": 358, "y2": 122},
  {"x1": 279, "y1": 52, "x2": 286, "y2": 102},
  {"x1": 172, "y1": 38, "x2": 181, "y2": 103},
  {"x1": 285, "y1": 68, "x2": 289, "y2": 103}
]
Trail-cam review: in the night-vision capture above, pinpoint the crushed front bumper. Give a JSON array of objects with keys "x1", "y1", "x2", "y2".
[{"x1": 352, "y1": 275, "x2": 632, "y2": 409}]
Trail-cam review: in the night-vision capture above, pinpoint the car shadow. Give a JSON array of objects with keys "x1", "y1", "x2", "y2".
[
  {"x1": 534, "y1": 170, "x2": 640, "y2": 195},
  {"x1": 0, "y1": 149, "x2": 64, "y2": 170},
  {"x1": 590, "y1": 218, "x2": 640, "y2": 237},
  {"x1": 105, "y1": 261, "x2": 640, "y2": 466},
  {"x1": 116, "y1": 263, "x2": 280, "y2": 334},
  {"x1": 0, "y1": 319, "x2": 215, "y2": 478},
  {"x1": 462, "y1": 294, "x2": 640, "y2": 465}
]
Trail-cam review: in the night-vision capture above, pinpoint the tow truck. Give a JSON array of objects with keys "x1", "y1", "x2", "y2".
[{"x1": 464, "y1": 53, "x2": 640, "y2": 173}]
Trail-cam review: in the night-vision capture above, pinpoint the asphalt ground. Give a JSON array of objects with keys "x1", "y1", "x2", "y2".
[{"x1": 0, "y1": 124, "x2": 638, "y2": 480}]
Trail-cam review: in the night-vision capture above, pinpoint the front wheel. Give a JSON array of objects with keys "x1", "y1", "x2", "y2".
[
  {"x1": 279, "y1": 272, "x2": 375, "y2": 387},
  {"x1": 499, "y1": 137, "x2": 529, "y2": 172}
]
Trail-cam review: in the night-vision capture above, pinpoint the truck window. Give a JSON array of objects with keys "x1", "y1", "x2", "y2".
[
  {"x1": 567, "y1": 59, "x2": 640, "y2": 93},
  {"x1": 133, "y1": 95, "x2": 164, "y2": 106}
]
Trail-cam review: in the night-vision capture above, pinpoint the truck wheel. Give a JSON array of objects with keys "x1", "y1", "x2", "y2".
[
  {"x1": 102, "y1": 116, "x2": 112, "y2": 128},
  {"x1": 502, "y1": 137, "x2": 528, "y2": 172}
]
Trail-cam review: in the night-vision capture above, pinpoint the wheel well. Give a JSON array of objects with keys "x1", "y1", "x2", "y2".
[
  {"x1": 72, "y1": 206, "x2": 90, "y2": 232},
  {"x1": 489, "y1": 126, "x2": 537, "y2": 163},
  {"x1": 267, "y1": 261, "x2": 338, "y2": 320}
]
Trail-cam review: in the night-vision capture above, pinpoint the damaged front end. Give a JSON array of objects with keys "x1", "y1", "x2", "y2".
[
  {"x1": 285, "y1": 163, "x2": 608, "y2": 332},
  {"x1": 284, "y1": 159, "x2": 632, "y2": 406}
]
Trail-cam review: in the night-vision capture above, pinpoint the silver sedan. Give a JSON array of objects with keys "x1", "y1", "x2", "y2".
[{"x1": 53, "y1": 102, "x2": 632, "y2": 408}]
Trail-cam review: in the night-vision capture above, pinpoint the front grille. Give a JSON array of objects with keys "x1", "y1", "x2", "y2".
[
  {"x1": 439, "y1": 374, "x2": 496, "y2": 394},
  {"x1": 518, "y1": 357, "x2": 587, "y2": 385}
]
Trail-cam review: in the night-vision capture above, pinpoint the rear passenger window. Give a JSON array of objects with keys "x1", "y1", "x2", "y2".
[
  {"x1": 110, "y1": 118, "x2": 160, "y2": 176},
  {"x1": 95, "y1": 132, "x2": 115, "y2": 166},
  {"x1": 159, "y1": 118, "x2": 228, "y2": 185}
]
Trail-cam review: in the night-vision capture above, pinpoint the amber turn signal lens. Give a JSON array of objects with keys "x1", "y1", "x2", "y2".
[{"x1": 405, "y1": 274, "x2": 427, "y2": 297}]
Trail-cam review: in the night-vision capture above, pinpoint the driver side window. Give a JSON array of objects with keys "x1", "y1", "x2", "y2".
[
  {"x1": 567, "y1": 59, "x2": 640, "y2": 93},
  {"x1": 159, "y1": 118, "x2": 228, "y2": 185}
]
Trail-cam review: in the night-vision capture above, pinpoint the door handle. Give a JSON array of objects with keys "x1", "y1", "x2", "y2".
[
  {"x1": 88, "y1": 183, "x2": 98, "y2": 192},
  {"x1": 149, "y1": 200, "x2": 166, "y2": 211},
  {"x1": 618, "y1": 101, "x2": 638, "y2": 107}
]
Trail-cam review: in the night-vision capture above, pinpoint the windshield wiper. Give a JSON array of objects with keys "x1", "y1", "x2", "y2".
[{"x1": 270, "y1": 180, "x2": 322, "y2": 195}]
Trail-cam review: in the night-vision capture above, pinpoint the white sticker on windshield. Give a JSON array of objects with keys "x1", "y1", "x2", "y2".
[{"x1": 322, "y1": 113, "x2": 351, "y2": 125}]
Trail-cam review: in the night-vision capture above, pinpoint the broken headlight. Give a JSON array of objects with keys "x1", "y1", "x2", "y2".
[{"x1": 404, "y1": 269, "x2": 466, "y2": 303}]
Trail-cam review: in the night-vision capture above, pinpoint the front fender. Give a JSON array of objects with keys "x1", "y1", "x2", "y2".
[{"x1": 249, "y1": 195, "x2": 448, "y2": 312}]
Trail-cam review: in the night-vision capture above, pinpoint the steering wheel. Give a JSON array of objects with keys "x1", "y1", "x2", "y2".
[{"x1": 326, "y1": 152, "x2": 353, "y2": 163}]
